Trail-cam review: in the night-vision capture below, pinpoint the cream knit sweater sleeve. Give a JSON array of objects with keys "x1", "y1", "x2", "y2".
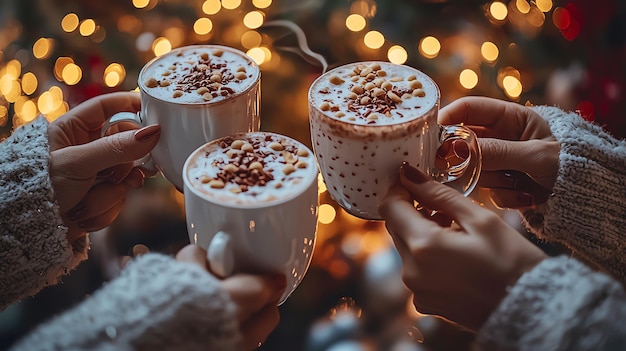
[
  {"x1": 522, "y1": 106, "x2": 626, "y2": 282},
  {"x1": 0, "y1": 117, "x2": 88, "y2": 310}
]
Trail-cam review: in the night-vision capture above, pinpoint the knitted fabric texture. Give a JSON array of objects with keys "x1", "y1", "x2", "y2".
[
  {"x1": 0, "y1": 117, "x2": 88, "y2": 310},
  {"x1": 477, "y1": 255, "x2": 626, "y2": 351},
  {"x1": 9, "y1": 253, "x2": 243, "y2": 351},
  {"x1": 522, "y1": 106, "x2": 626, "y2": 283}
]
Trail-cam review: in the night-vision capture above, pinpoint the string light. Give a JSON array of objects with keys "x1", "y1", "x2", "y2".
[
  {"x1": 222, "y1": 0, "x2": 241, "y2": 10},
  {"x1": 252, "y1": 0, "x2": 272, "y2": 9},
  {"x1": 79, "y1": 19, "x2": 96, "y2": 36},
  {"x1": 515, "y1": 0, "x2": 531, "y2": 14},
  {"x1": 61, "y1": 13, "x2": 79, "y2": 32},
  {"x1": 387, "y1": 45, "x2": 408, "y2": 64},
  {"x1": 319, "y1": 204, "x2": 337, "y2": 225},
  {"x1": 459, "y1": 69, "x2": 479, "y2": 89},
  {"x1": 21, "y1": 72, "x2": 37, "y2": 95},
  {"x1": 132, "y1": 0, "x2": 150, "y2": 9},
  {"x1": 419, "y1": 36, "x2": 440, "y2": 58},
  {"x1": 194, "y1": 18, "x2": 213, "y2": 35},
  {"x1": 202, "y1": 0, "x2": 221, "y2": 15},
  {"x1": 61, "y1": 63, "x2": 82, "y2": 85},
  {"x1": 363, "y1": 30, "x2": 384, "y2": 49},
  {"x1": 104, "y1": 63, "x2": 126, "y2": 88},
  {"x1": 247, "y1": 47, "x2": 267, "y2": 65},
  {"x1": 489, "y1": 2, "x2": 508, "y2": 21},
  {"x1": 152, "y1": 37, "x2": 172, "y2": 56},
  {"x1": 243, "y1": 11, "x2": 264, "y2": 29},
  {"x1": 345, "y1": 14, "x2": 366, "y2": 32},
  {"x1": 481, "y1": 41, "x2": 499, "y2": 62},
  {"x1": 536, "y1": 0, "x2": 553, "y2": 13},
  {"x1": 503, "y1": 75, "x2": 522, "y2": 98}
]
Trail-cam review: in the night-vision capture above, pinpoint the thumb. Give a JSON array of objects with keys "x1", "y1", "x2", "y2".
[{"x1": 63, "y1": 125, "x2": 160, "y2": 176}]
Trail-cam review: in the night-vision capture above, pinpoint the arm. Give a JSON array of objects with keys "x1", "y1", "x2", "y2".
[
  {"x1": 0, "y1": 117, "x2": 88, "y2": 310},
  {"x1": 8, "y1": 253, "x2": 243, "y2": 351},
  {"x1": 522, "y1": 106, "x2": 626, "y2": 282},
  {"x1": 478, "y1": 255, "x2": 626, "y2": 351}
]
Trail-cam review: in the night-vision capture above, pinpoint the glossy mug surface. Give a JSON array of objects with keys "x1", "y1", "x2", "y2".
[
  {"x1": 183, "y1": 132, "x2": 319, "y2": 304},
  {"x1": 107, "y1": 45, "x2": 261, "y2": 191},
  {"x1": 308, "y1": 61, "x2": 481, "y2": 220}
]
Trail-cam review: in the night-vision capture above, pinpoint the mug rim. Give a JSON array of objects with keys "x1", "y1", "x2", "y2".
[
  {"x1": 138, "y1": 44, "x2": 261, "y2": 107},
  {"x1": 182, "y1": 131, "x2": 319, "y2": 210},
  {"x1": 307, "y1": 61, "x2": 440, "y2": 128}
]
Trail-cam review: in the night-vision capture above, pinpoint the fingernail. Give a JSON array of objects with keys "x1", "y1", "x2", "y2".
[
  {"x1": 68, "y1": 205, "x2": 88, "y2": 221},
  {"x1": 401, "y1": 162, "x2": 429, "y2": 184},
  {"x1": 134, "y1": 125, "x2": 160, "y2": 142},
  {"x1": 518, "y1": 192, "x2": 534, "y2": 207}
]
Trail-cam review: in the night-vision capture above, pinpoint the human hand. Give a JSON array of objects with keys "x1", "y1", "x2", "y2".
[
  {"x1": 48, "y1": 92, "x2": 160, "y2": 242},
  {"x1": 379, "y1": 163, "x2": 547, "y2": 331},
  {"x1": 176, "y1": 244, "x2": 285, "y2": 350},
  {"x1": 439, "y1": 96, "x2": 560, "y2": 208}
]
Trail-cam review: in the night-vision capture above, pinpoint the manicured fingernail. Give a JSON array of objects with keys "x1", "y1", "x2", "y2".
[
  {"x1": 134, "y1": 125, "x2": 161, "y2": 142},
  {"x1": 518, "y1": 192, "x2": 534, "y2": 207},
  {"x1": 401, "y1": 162, "x2": 429, "y2": 184},
  {"x1": 68, "y1": 205, "x2": 88, "y2": 221}
]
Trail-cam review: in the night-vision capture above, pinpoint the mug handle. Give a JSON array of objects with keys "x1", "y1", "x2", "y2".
[
  {"x1": 101, "y1": 112, "x2": 157, "y2": 175},
  {"x1": 430, "y1": 125, "x2": 482, "y2": 196},
  {"x1": 206, "y1": 231, "x2": 235, "y2": 278}
]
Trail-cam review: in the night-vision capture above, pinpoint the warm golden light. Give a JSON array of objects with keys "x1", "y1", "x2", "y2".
[
  {"x1": 20, "y1": 100, "x2": 38, "y2": 122},
  {"x1": 243, "y1": 11, "x2": 264, "y2": 29},
  {"x1": 38, "y1": 91, "x2": 56, "y2": 114},
  {"x1": 118, "y1": 15, "x2": 142, "y2": 34},
  {"x1": 132, "y1": 0, "x2": 150, "y2": 9},
  {"x1": 54, "y1": 57, "x2": 74, "y2": 81},
  {"x1": 21, "y1": 72, "x2": 37, "y2": 95},
  {"x1": 319, "y1": 204, "x2": 337, "y2": 224},
  {"x1": 503, "y1": 75, "x2": 522, "y2": 98},
  {"x1": 346, "y1": 14, "x2": 366, "y2": 32},
  {"x1": 49, "y1": 86, "x2": 64, "y2": 102},
  {"x1": 363, "y1": 30, "x2": 384, "y2": 49},
  {"x1": 6, "y1": 60, "x2": 21, "y2": 79},
  {"x1": 459, "y1": 69, "x2": 479, "y2": 89},
  {"x1": 61, "y1": 13, "x2": 80, "y2": 32},
  {"x1": 247, "y1": 47, "x2": 267, "y2": 65},
  {"x1": 419, "y1": 36, "x2": 441, "y2": 58},
  {"x1": 489, "y1": 2, "x2": 508, "y2": 21},
  {"x1": 0, "y1": 106, "x2": 7, "y2": 127},
  {"x1": 241, "y1": 31, "x2": 262, "y2": 49},
  {"x1": 202, "y1": 0, "x2": 221, "y2": 15},
  {"x1": 515, "y1": 0, "x2": 531, "y2": 14},
  {"x1": 387, "y1": 45, "x2": 408, "y2": 64},
  {"x1": 194, "y1": 18, "x2": 213, "y2": 35},
  {"x1": 104, "y1": 63, "x2": 126, "y2": 87},
  {"x1": 163, "y1": 27, "x2": 185, "y2": 48},
  {"x1": 152, "y1": 37, "x2": 172, "y2": 56},
  {"x1": 536, "y1": 0, "x2": 553, "y2": 12},
  {"x1": 79, "y1": 19, "x2": 96, "y2": 36},
  {"x1": 222, "y1": 0, "x2": 241, "y2": 10},
  {"x1": 62, "y1": 63, "x2": 82, "y2": 85},
  {"x1": 318, "y1": 173, "x2": 327, "y2": 193},
  {"x1": 252, "y1": 0, "x2": 272, "y2": 9},
  {"x1": 481, "y1": 41, "x2": 499, "y2": 62}
]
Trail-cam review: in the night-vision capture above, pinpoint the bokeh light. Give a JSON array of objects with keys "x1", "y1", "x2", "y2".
[
  {"x1": 489, "y1": 2, "x2": 508, "y2": 21},
  {"x1": 54, "y1": 57, "x2": 74, "y2": 81},
  {"x1": 61, "y1": 63, "x2": 82, "y2": 85},
  {"x1": 387, "y1": 45, "x2": 408, "y2": 64},
  {"x1": 132, "y1": 0, "x2": 150, "y2": 9},
  {"x1": 243, "y1": 11, "x2": 264, "y2": 29},
  {"x1": 515, "y1": 0, "x2": 531, "y2": 14},
  {"x1": 79, "y1": 19, "x2": 96, "y2": 36},
  {"x1": 459, "y1": 69, "x2": 479, "y2": 89},
  {"x1": 241, "y1": 31, "x2": 262, "y2": 49},
  {"x1": 61, "y1": 13, "x2": 79, "y2": 32},
  {"x1": 363, "y1": 30, "x2": 384, "y2": 49},
  {"x1": 33, "y1": 38, "x2": 53, "y2": 60},
  {"x1": 222, "y1": 0, "x2": 241, "y2": 10},
  {"x1": 19, "y1": 100, "x2": 38, "y2": 123},
  {"x1": 481, "y1": 41, "x2": 499, "y2": 62},
  {"x1": 346, "y1": 14, "x2": 366, "y2": 32},
  {"x1": 202, "y1": 0, "x2": 221, "y2": 15},
  {"x1": 0, "y1": 106, "x2": 8, "y2": 127},
  {"x1": 194, "y1": 18, "x2": 213, "y2": 35},
  {"x1": 6, "y1": 60, "x2": 21, "y2": 79},
  {"x1": 503, "y1": 75, "x2": 522, "y2": 98},
  {"x1": 104, "y1": 63, "x2": 126, "y2": 88},
  {"x1": 319, "y1": 204, "x2": 337, "y2": 225},
  {"x1": 247, "y1": 47, "x2": 267, "y2": 65},
  {"x1": 252, "y1": 0, "x2": 272, "y2": 9},
  {"x1": 552, "y1": 7, "x2": 571, "y2": 30},
  {"x1": 536, "y1": 0, "x2": 553, "y2": 12},
  {"x1": 419, "y1": 36, "x2": 440, "y2": 58},
  {"x1": 21, "y1": 72, "x2": 37, "y2": 95},
  {"x1": 152, "y1": 37, "x2": 172, "y2": 56}
]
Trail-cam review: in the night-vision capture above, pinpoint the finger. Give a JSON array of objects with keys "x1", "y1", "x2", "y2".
[
  {"x1": 240, "y1": 305, "x2": 280, "y2": 350},
  {"x1": 438, "y1": 96, "x2": 526, "y2": 129},
  {"x1": 478, "y1": 170, "x2": 546, "y2": 193},
  {"x1": 96, "y1": 163, "x2": 134, "y2": 185},
  {"x1": 61, "y1": 92, "x2": 141, "y2": 131},
  {"x1": 54, "y1": 125, "x2": 160, "y2": 175},
  {"x1": 76, "y1": 200, "x2": 125, "y2": 232},
  {"x1": 175, "y1": 244, "x2": 209, "y2": 271},
  {"x1": 221, "y1": 274, "x2": 286, "y2": 321},
  {"x1": 122, "y1": 168, "x2": 145, "y2": 189},
  {"x1": 398, "y1": 163, "x2": 487, "y2": 225},
  {"x1": 66, "y1": 182, "x2": 130, "y2": 222}
]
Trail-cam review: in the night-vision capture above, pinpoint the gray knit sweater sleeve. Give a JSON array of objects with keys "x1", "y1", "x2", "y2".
[
  {"x1": 9, "y1": 253, "x2": 243, "y2": 351},
  {"x1": 522, "y1": 106, "x2": 626, "y2": 282},
  {"x1": 0, "y1": 117, "x2": 88, "y2": 310},
  {"x1": 477, "y1": 255, "x2": 626, "y2": 351}
]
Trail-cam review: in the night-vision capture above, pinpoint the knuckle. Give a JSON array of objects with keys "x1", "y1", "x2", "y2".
[{"x1": 106, "y1": 133, "x2": 127, "y2": 156}]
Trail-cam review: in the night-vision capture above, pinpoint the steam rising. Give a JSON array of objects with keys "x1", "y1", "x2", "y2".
[{"x1": 261, "y1": 20, "x2": 328, "y2": 73}]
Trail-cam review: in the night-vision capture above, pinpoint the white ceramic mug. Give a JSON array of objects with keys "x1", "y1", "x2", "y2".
[
  {"x1": 309, "y1": 61, "x2": 481, "y2": 220},
  {"x1": 105, "y1": 45, "x2": 261, "y2": 191},
  {"x1": 183, "y1": 131, "x2": 319, "y2": 304}
]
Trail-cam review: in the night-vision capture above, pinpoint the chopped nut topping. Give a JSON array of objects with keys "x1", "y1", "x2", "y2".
[
  {"x1": 329, "y1": 75, "x2": 345, "y2": 85},
  {"x1": 209, "y1": 179, "x2": 225, "y2": 188},
  {"x1": 235, "y1": 72, "x2": 247, "y2": 80},
  {"x1": 231, "y1": 140, "x2": 245, "y2": 149},
  {"x1": 212, "y1": 49, "x2": 224, "y2": 57},
  {"x1": 269, "y1": 142, "x2": 284, "y2": 151},
  {"x1": 144, "y1": 77, "x2": 158, "y2": 88},
  {"x1": 159, "y1": 79, "x2": 171, "y2": 87},
  {"x1": 283, "y1": 164, "x2": 296, "y2": 175},
  {"x1": 200, "y1": 53, "x2": 209, "y2": 61},
  {"x1": 297, "y1": 147, "x2": 309, "y2": 157},
  {"x1": 320, "y1": 102, "x2": 331, "y2": 111},
  {"x1": 197, "y1": 87, "x2": 210, "y2": 95},
  {"x1": 172, "y1": 90, "x2": 183, "y2": 98}
]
